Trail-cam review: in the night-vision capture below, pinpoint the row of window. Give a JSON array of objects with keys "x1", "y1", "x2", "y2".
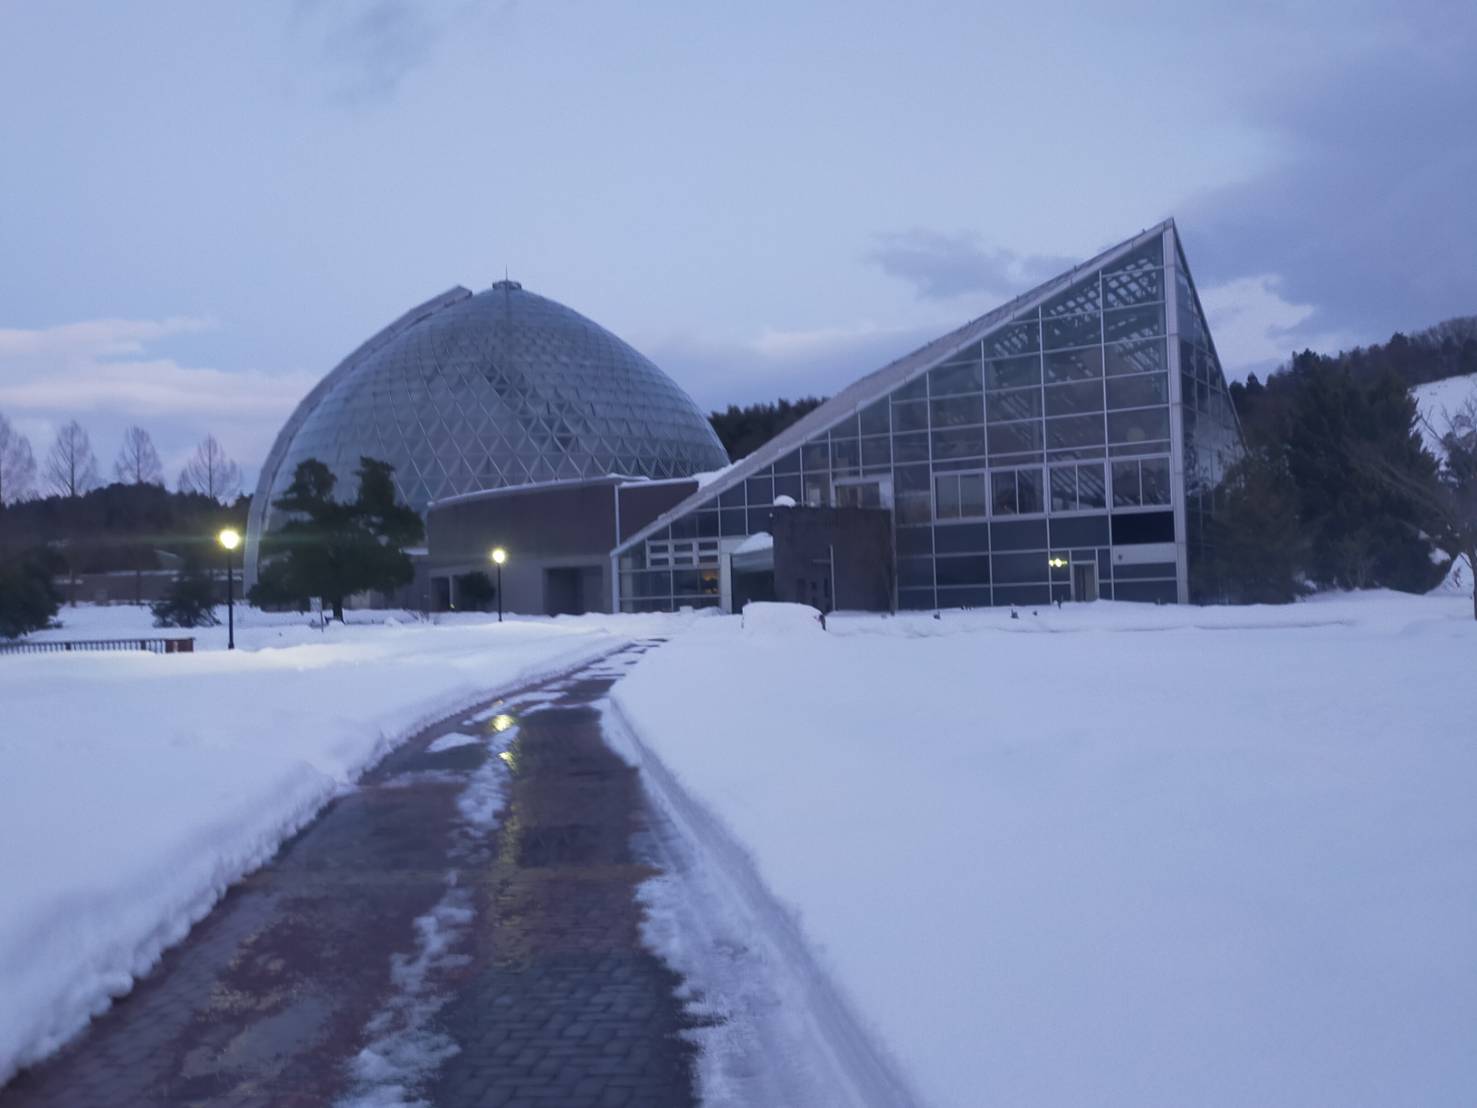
[{"x1": 934, "y1": 458, "x2": 1171, "y2": 520}]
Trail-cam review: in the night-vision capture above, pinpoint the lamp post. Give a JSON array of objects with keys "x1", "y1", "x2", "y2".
[
  {"x1": 219, "y1": 528, "x2": 240, "y2": 650},
  {"x1": 491, "y1": 547, "x2": 507, "y2": 623}
]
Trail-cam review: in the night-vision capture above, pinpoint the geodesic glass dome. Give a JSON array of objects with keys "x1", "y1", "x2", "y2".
[{"x1": 244, "y1": 281, "x2": 728, "y2": 582}]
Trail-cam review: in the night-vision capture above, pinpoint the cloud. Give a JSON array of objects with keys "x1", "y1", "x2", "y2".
[
  {"x1": 0, "y1": 317, "x2": 316, "y2": 484},
  {"x1": 1198, "y1": 274, "x2": 1359, "y2": 382},
  {"x1": 1182, "y1": 21, "x2": 1477, "y2": 345},
  {"x1": 293, "y1": 0, "x2": 491, "y2": 104},
  {"x1": 866, "y1": 229, "x2": 1075, "y2": 302}
]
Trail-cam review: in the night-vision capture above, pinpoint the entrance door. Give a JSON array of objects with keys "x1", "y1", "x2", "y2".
[{"x1": 1071, "y1": 562, "x2": 1098, "y2": 602}]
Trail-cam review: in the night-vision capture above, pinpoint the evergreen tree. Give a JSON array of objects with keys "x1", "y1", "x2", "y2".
[
  {"x1": 0, "y1": 547, "x2": 63, "y2": 638},
  {"x1": 456, "y1": 570, "x2": 497, "y2": 611},
  {"x1": 151, "y1": 562, "x2": 220, "y2": 628},
  {"x1": 1206, "y1": 449, "x2": 1308, "y2": 604},
  {"x1": 708, "y1": 397, "x2": 826, "y2": 460},
  {"x1": 250, "y1": 457, "x2": 424, "y2": 621}
]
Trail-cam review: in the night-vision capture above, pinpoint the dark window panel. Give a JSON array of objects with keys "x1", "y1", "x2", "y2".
[
  {"x1": 1042, "y1": 276, "x2": 1101, "y2": 318},
  {"x1": 801, "y1": 442, "x2": 829, "y2": 472},
  {"x1": 1141, "y1": 457, "x2": 1172, "y2": 505},
  {"x1": 861, "y1": 435, "x2": 892, "y2": 468},
  {"x1": 1107, "y1": 373, "x2": 1169, "y2": 410},
  {"x1": 987, "y1": 388, "x2": 1042, "y2": 424},
  {"x1": 1103, "y1": 265, "x2": 1163, "y2": 308},
  {"x1": 935, "y1": 555, "x2": 991, "y2": 586},
  {"x1": 931, "y1": 394, "x2": 985, "y2": 427},
  {"x1": 1042, "y1": 312, "x2": 1101, "y2": 350},
  {"x1": 992, "y1": 553, "x2": 1050, "y2": 585},
  {"x1": 991, "y1": 470, "x2": 1017, "y2": 514},
  {"x1": 720, "y1": 508, "x2": 748, "y2": 535},
  {"x1": 892, "y1": 399, "x2": 929, "y2": 433},
  {"x1": 1103, "y1": 304, "x2": 1166, "y2": 344},
  {"x1": 697, "y1": 511, "x2": 720, "y2": 538},
  {"x1": 860, "y1": 399, "x2": 890, "y2": 436},
  {"x1": 1107, "y1": 407, "x2": 1171, "y2": 446},
  {"x1": 991, "y1": 517, "x2": 1048, "y2": 551},
  {"x1": 671, "y1": 513, "x2": 699, "y2": 539},
  {"x1": 832, "y1": 413, "x2": 860, "y2": 439},
  {"x1": 931, "y1": 425, "x2": 988, "y2": 460},
  {"x1": 1044, "y1": 380, "x2": 1104, "y2": 417},
  {"x1": 718, "y1": 484, "x2": 746, "y2": 509},
  {"x1": 773, "y1": 450, "x2": 802, "y2": 474},
  {"x1": 1105, "y1": 338, "x2": 1166, "y2": 376},
  {"x1": 893, "y1": 432, "x2": 931, "y2": 464},
  {"x1": 1044, "y1": 346, "x2": 1103, "y2": 383},
  {"x1": 774, "y1": 472, "x2": 802, "y2": 499},
  {"x1": 747, "y1": 506, "x2": 774, "y2": 533},
  {"x1": 1111, "y1": 510, "x2": 1175, "y2": 544},
  {"x1": 1017, "y1": 468, "x2": 1044, "y2": 514},
  {"x1": 929, "y1": 360, "x2": 983, "y2": 397},
  {"x1": 959, "y1": 472, "x2": 987, "y2": 518},
  {"x1": 896, "y1": 524, "x2": 934, "y2": 556},
  {"x1": 893, "y1": 376, "x2": 928, "y2": 403},
  {"x1": 1112, "y1": 460, "x2": 1141, "y2": 507},
  {"x1": 985, "y1": 354, "x2": 1042, "y2": 391},
  {"x1": 830, "y1": 437, "x2": 860, "y2": 474},
  {"x1": 1077, "y1": 463, "x2": 1106, "y2": 509},
  {"x1": 934, "y1": 520, "x2": 990, "y2": 553},
  {"x1": 984, "y1": 320, "x2": 1040, "y2": 359},
  {"x1": 802, "y1": 475, "x2": 830, "y2": 508},
  {"x1": 1046, "y1": 414, "x2": 1105, "y2": 450},
  {"x1": 746, "y1": 475, "x2": 774, "y2": 505},
  {"x1": 935, "y1": 473, "x2": 961, "y2": 519},
  {"x1": 986, "y1": 425, "x2": 1045, "y2": 460},
  {"x1": 1050, "y1": 466, "x2": 1077, "y2": 512},
  {"x1": 898, "y1": 557, "x2": 935, "y2": 589},
  {"x1": 1050, "y1": 513, "x2": 1110, "y2": 547}
]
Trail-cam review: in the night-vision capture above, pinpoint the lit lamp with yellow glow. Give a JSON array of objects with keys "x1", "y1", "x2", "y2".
[
  {"x1": 218, "y1": 527, "x2": 241, "y2": 650},
  {"x1": 490, "y1": 547, "x2": 507, "y2": 623}
]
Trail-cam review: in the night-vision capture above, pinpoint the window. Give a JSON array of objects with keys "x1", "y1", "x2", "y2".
[
  {"x1": 1107, "y1": 406, "x2": 1171, "y2": 447},
  {"x1": 892, "y1": 399, "x2": 929, "y2": 432},
  {"x1": 930, "y1": 394, "x2": 984, "y2": 427},
  {"x1": 935, "y1": 471, "x2": 987, "y2": 521},
  {"x1": 1049, "y1": 462, "x2": 1107, "y2": 512},
  {"x1": 1044, "y1": 379, "x2": 1103, "y2": 417},
  {"x1": 1044, "y1": 346, "x2": 1103, "y2": 383},
  {"x1": 1106, "y1": 373, "x2": 1168, "y2": 410},
  {"x1": 1112, "y1": 456, "x2": 1172, "y2": 508},
  {"x1": 991, "y1": 467, "x2": 1043, "y2": 516},
  {"x1": 929, "y1": 359, "x2": 983, "y2": 396},
  {"x1": 988, "y1": 387, "x2": 1042, "y2": 423},
  {"x1": 985, "y1": 354, "x2": 1041, "y2": 391}
]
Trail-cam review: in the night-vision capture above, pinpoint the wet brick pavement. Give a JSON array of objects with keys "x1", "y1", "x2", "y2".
[{"x1": 1, "y1": 640, "x2": 702, "y2": 1108}]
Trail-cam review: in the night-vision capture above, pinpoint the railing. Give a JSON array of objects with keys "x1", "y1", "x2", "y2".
[{"x1": 0, "y1": 637, "x2": 195, "y2": 656}]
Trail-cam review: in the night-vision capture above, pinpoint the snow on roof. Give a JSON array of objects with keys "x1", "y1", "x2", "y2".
[{"x1": 732, "y1": 531, "x2": 773, "y2": 555}]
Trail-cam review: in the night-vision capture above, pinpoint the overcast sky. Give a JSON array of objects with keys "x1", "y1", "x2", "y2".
[{"x1": 2, "y1": 0, "x2": 1473, "y2": 486}]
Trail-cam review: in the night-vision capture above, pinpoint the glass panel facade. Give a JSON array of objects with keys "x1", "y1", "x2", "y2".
[{"x1": 615, "y1": 225, "x2": 1243, "y2": 613}]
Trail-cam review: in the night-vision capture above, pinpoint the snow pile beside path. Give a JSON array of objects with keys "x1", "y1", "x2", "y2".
[
  {"x1": 0, "y1": 619, "x2": 631, "y2": 1084},
  {"x1": 614, "y1": 593, "x2": 1477, "y2": 1108},
  {"x1": 741, "y1": 601, "x2": 822, "y2": 633}
]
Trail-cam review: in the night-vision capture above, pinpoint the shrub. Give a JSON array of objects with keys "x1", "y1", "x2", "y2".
[
  {"x1": 151, "y1": 568, "x2": 220, "y2": 628},
  {"x1": 0, "y1": 547, "x2": 63, "y2": 638}
]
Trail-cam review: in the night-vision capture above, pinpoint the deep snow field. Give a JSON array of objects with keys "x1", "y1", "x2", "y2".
[
  {"x1": 3, "y1": 592, "x2": 1475, "y2": 1106},
  {"x1": 613, "y1": 591, "x2": 1477, "y2": 1108},
  {"x1": 0, "y1": 604, "x2": 691, "y2": 1084}
]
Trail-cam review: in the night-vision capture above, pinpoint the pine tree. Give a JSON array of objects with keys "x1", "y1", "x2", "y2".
[
  {"x1": 1207, "y1": 449, "x2": 1308, "y2": 604},
  {"x1": 250, "y1": 457, "x2": 424, "y2": 621}
]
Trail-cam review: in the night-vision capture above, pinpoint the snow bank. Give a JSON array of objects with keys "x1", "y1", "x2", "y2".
[
  {"x1": 0, "y1": 609, "x2": 689, "y2": 1083},
  {"x1": 741, "y1": 601, "x2": 822, "y2": 633},
  {"x1": 614, "y1": 593, "x2": 1477, "y2": 1107}
]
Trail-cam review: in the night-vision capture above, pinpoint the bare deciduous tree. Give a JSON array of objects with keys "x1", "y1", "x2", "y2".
[
  {"x1": 43, "y1": 420, "x2": 99, "y2": 498},
  {"x1": 177, "y1": 434, "x2": 242, "y2": 502},
  {"x1": 0, "y1": 412, "x2": 37, "y2": 505},
  {"x1": 114, "y1": 425, "x2": 164, "y2": 486}
]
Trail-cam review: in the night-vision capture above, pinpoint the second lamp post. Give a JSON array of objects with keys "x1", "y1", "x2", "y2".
[{"x1": 490, "y1": 546, "x2": 507, "y2": 623}]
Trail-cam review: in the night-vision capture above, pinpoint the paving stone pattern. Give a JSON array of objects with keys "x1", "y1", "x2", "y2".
[{"x1": 2, "y1": 641, "x2": 702, "y2": 1108}]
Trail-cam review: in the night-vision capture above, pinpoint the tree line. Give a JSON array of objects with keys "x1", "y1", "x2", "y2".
[
  {"x1": 1211, "y1": 320, "x2": 1477, "y2": 616},
  {"x1": 0, "y1": 416, "x2": 243, "y2": 504}
]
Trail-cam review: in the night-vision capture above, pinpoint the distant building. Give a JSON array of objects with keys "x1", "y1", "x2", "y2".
[
  {"x1": 253, "y1": 220, "x2": 1244, "y2": 616},
  {"x1": 244, "y1": 281, "x2": 730, "y2": 608},
  {"x1": 611, "y1": 219, "x2": 1244, "y2": 612}
]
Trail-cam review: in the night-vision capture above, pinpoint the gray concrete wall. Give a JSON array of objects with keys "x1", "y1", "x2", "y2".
[{"x1": 772, "y1": 507, "x2": 895, "y2": 613}]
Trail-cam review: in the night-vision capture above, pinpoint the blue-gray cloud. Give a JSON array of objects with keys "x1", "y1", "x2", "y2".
[
  {"x1": 295, "y1": 0, "x2": 460, "y2": 104},
  {"x1": 866, "y1": 229, "x2": 1075, "y2": 302},
  {"x1": 1183, "y1": 28, "x2": 1477, "y2": 347}
]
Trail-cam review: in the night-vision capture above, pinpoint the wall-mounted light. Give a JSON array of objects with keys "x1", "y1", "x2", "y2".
[{"x1": 1047, "y1": 557, "x2": 1068, "y2": 569}]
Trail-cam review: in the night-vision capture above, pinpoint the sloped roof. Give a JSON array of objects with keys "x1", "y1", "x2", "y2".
[{"x1": 613, "y1": 219, "x2": 1176, "y2": 555}]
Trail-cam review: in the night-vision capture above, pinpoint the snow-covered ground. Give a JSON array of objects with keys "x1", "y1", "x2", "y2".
[
  {"x1": 0, "y1": 604, "x2": 693, "y2": 1085},
  {"x1": 613, "y1": 593, "x2": 1477, "y2": 1108},
  {"x1": 1412, "y1": 370, "x2": 1476, "y2": 455}
]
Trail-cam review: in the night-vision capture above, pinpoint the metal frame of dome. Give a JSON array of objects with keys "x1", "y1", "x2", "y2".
[{"x1": 244, "y1": 282, "x2": 728, "y2": 586}]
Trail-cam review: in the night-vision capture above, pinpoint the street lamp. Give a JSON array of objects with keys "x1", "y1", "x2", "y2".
[
  {"x1": 219, "y1": 528, "x2": 240, "y2": 650},
  {"x1": 490, "y1": 547, "x2": 507, "y2": 623}
]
